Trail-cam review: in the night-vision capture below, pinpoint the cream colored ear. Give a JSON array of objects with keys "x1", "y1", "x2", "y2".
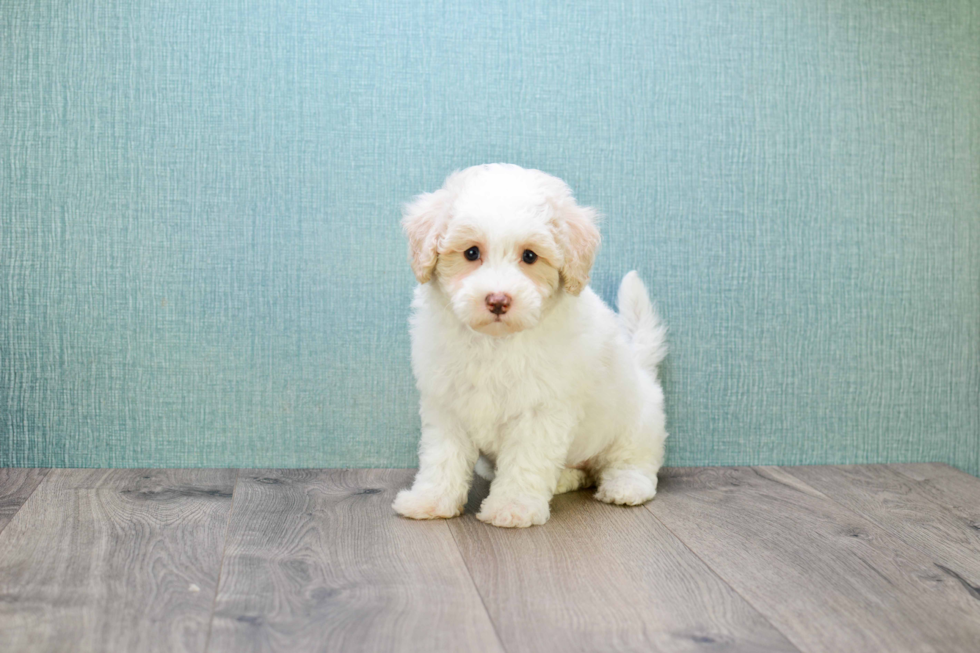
[
  {"x1": 402, "y1": 189, "x2": 450, "y2": 284},
  {"x1": 556, "y1": 203, "x2": 600, "y2": 295}
]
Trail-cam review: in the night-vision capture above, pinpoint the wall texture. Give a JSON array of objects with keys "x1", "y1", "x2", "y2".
[{"x1": 1, "y1": 1, "x2": 978, "y2": 473}]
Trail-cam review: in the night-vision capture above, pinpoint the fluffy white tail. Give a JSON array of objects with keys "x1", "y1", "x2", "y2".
[{"x1": 617, "y1": 271, "x2": 667, "y2": 374}]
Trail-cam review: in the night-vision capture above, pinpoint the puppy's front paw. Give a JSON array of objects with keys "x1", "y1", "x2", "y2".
[
  {"x1": 392, "y1": 489, "x2": 462, "y2": 520},
  {"x1": 476, "y1": 495, "x2": 550, "y2": 528}
]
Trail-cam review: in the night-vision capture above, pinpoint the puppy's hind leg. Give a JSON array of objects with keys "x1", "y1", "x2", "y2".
[
  {"x1": 555, "y1": 468, "x2": 592, "y2": 494},
  {"x1": 474, "y1": 455, "x2": 496, "y2": 481},
  {"x1": 594, "y1": 467, "x2": 658, "y2": 506},
  {"x1": 593, "y1": 426, "x2": 664, "y2": 506}
]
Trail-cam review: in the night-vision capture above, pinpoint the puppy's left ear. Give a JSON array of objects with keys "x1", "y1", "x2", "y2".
[
  {"x1": 555, "y1": 202, "x2": 601, "y2": 295},
  {"x1": 402, "y1": 189, "x2": 450, "y2": 284}
]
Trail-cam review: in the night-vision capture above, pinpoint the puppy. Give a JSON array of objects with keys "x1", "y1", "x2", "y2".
[{"x1": 393, "y1": 164, "x2": 668, "y2": 528}]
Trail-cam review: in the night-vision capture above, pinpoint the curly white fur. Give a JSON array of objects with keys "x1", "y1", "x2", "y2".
[{"x1": 393, "y1": 164, "x2": 668, "y2": 528}]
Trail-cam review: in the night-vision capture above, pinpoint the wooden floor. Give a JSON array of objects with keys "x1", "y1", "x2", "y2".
[{"x1": 0, "y1": 465, "x2": 978, "y2": 652}]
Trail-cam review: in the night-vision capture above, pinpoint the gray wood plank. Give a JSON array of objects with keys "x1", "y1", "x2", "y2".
[
  {"x1": 646, "y1": 466, "x2": 980, "y2": 653},
  {"x1": 890, "y1": 463, "x2": 980, "y2": 526},
  {"x1": 783, "y1": 464, "x2": 980, "y2": 595},
  {"x1": 0, "y1": 468, "x2": 49, "y2": 535},
  {"x1": 449, "y1": 476, "x2": 800, "y2": 653},
  {"x1": 207, "y1": 469, "x2": 503, "y2": 653},
  {"x1": 0, "y1": 468, "x2": 238, "y2": 653}
]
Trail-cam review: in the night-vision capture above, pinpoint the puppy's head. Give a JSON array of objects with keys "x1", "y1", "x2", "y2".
[{"x1": 403, "y1": 164, "x2": 600, "y2": 336}]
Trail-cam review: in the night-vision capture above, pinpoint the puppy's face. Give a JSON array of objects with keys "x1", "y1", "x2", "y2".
[
  {"x1": 403, "y1": 165, "x2": 600, "y2": 337},
  {"x1": 436, "y1": 209, "x2": 562, "y2": 336}
]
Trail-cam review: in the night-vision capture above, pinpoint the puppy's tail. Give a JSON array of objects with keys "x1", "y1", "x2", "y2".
[{"x1": 617, "y1": 271, "x2": 667, "y2": 375}]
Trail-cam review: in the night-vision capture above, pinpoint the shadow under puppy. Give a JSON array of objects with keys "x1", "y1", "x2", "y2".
[{"x1": 394, "y1": 164, "x2": 668, "y2": 528}]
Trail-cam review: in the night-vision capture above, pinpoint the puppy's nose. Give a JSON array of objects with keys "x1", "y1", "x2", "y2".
[{"x1": 485, "y1": 293, "x2": 512, "y2": 315}]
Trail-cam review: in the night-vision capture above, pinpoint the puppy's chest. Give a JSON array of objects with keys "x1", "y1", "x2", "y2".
[{"x1": 437, "y1": 340, "x2": 566, "y2": 416}]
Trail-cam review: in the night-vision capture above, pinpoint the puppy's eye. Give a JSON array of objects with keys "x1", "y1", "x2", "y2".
[
  {"x1": 522, "y1": 249, "x2": 538, "y2": 264},
  {"x1": 464, "y1": 246, "x2": 480, "y2": 261}
]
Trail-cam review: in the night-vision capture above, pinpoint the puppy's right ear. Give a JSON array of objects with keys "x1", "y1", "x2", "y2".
[{"x1": 402, "y1": 189, "x2": 451, "y2": 284}]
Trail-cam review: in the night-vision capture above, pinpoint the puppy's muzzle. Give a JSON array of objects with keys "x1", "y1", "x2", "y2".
[{"x1": 485, "y1": 293, "x2": 512, "y2": 315}]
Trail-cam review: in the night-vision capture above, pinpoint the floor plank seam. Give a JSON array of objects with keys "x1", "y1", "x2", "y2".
[
  {"x1": 202, "y1": 468, "x2": 241, "y2": 653},
  {"x1": 446, "y1": 520, "x2": 511, "y2": 653},
  {"x1": 0, "y1": 468, "x2": 50, "y2": 538},
  {"x1": 778, "y1": 465, "x2": 980, "y2": 589},
  {"x1": 639, "y1": 499, "x2": 807, "y2": 653}
]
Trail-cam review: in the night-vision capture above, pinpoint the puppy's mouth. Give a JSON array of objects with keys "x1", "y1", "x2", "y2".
[
  {"x1": 473, "y1": 310, "x2": 509, "y2": 326},
  {"x1": 470, "y1": 313, "x2": 521, "y2": 336},
  {"x1": 486, "y1": 311, "x2": 515, "y2": 327}
]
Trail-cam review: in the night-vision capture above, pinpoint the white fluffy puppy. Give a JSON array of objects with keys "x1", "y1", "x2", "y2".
[{"x1": 393, "y1": 164, "x2": 668, "y2": 528}]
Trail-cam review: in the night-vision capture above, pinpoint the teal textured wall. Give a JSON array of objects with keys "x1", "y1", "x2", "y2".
[{"x1": 1, "y1": 1, "x2": 978, "y2": 473}]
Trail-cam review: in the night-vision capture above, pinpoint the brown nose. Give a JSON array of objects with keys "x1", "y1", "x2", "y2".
[{"x1": 485, "y1": 293, "x2": 512, "y2": 315}]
